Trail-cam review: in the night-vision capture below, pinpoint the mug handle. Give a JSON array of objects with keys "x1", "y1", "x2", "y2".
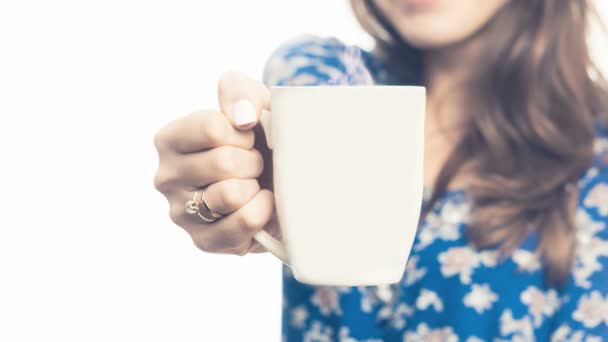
[{"x1": 253, "y1": 109, "x2": 290, "y2": 266}]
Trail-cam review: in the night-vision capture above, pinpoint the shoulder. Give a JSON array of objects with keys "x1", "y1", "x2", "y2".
[
  {"x1": 576, "y1": 120, "x2": 608, "y2": 233},
  {"x1": 579, "y1": 116, "x2": 608, "y2": 194},
  {"x1": 592, "y1": 115, "x2": 608, "y2": 170},
  {"x1": 579, "y1": 119, "x2": 608, "y2": 199},
  {"x1": 262, "y1": 34, "x2": 382, "y2": 87},
  {"x1": 572, "y1": 123, "x2": 608, "y2": 289},
  {"x1": 576, "y1": 145, "x2": 608, "y2": 248}
]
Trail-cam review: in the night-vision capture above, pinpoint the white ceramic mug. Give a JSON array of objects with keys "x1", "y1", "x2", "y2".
[{"x1": 254, "y1": 85, "x2": 426, "y2": 286}]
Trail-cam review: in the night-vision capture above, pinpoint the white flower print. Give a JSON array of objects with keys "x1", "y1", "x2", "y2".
[
  {"x1": 593, "y1": 136, "x2": 608, "y2": 157},
  {"x1": 584, "y1": 182, "x2": 608, "y2": 216},
  {"x1": 415, "y1": 219, "x2": 440, "y2": 250},
  {"x1": 380, "y1": 302, "x2": 414, "y2": 330},
  {"x1": 402, "y1": 323, "x2": 458, "y2": 342},
  {"x1": 357, "y1": 286, "x2": 391, "y2": 314},
  {"x1": 512, "y1": 249, "x2": 542, "y2": 272},
  {"x1": 573, "y1": 262, "x2": 601, "y2": 291},
  {"x1": 263, "y1": 37, "x2": 317, "y2": 85},
  {"x1": 551, "y1": 324, "x2": 593, "y2": 342},
  {"x1": 438, "y1": 245, "x2": 496, "y2": 284},
  {"x1": 317, "y1": 63, "x2": 352, "y2": 84},
  {"x1": 579, "y1": 167, "x2": 599, "y2": 189},
  {"x1": 416, "y1": 289, "x2": 444, "y2": 312},
  {"x1": 572, "y1": 290, "x2": 608, "y2": 328},
  {"x1": 551, "y1": 324, "x2": 580, "y2": 342},
  {"x1": 415, "y1": 200, "x2": 470, "y2": 251},
  {"x1": 333, "y1": 45, "x2": 375, "y2": 85},
  {"x1": 520, "y1": 286, "x2": 560, "y2": 327},
  {"x1": 587, "y1": 234, "x2": 608, "y2": 260},
  {"x1": 263, "y1": 56, "x2": 298, "y2": 86},
  {"x1": 577, "y1": 207, "x2": 606, "y2": 239},
  {"x1": 311, "y1": 286, "x2": 349, "y2": 316},
  {"x1": 573, "y1": 208, "x2": 608, "y2": 288},
  {"x1": 336, "y1": 327, "x2": 384, "y2": 342},
  {"x1": 375, "y1": 284, "x2": 407, "y2": 324},
  {"x1": 376, "y1": 284, "x2": 395, "y2": 304},
  {"x1": 263, "y1": 35, "x2": 373, "y2": 88},
  {"x1": 438, "y1": 246, "x2": 478, "y2": 284},
  {"x1": 499, "y1": 309, "x2": 534, "y2": 339},
  {"x1": 442, "y1": 200, "x2": 472, "y2": 224},
  {"x1": 466, "y1": 337, "x2": 485, "y2": 342},
  {"x1": 290, "y1": 305, "x2": 309, "y2": 329},
  {"x1": 402, "y1": 255, "x2": 427, "y2": 286},
  {"x1": 358, "y1": 283, "x2": 404, "y2": 327},
  {"x1": 415, "y1": 212, "x2": 441, "y2": 247},
  {"x1": 270, "y1": 36, "x2": 608, "y2": 342},
  {"x1": 478, "y1": 250, "x2": 499, "y2": 267},
  {"x1": 464, "y1": 283, "x2": 498, "y2": 314},
  {"x1": 358, "y1": 286, "x2": 379, "y2": 313},
  {"x1": 549, "y1": 323, "x2": 604, "y2": 342},
  {"x1": 283, "y1": 73, "x2": 321, "y2": 86},
  {"x1": 303, "y1": 320, "x2": 334, "y2": 342},
  {"x1": 338, "y1": 327, "x2": 357, "y2": 342}
]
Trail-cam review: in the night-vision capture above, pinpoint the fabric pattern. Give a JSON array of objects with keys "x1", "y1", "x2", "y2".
[{"x1": 261, "y1": 35, "x2": 608, "y2": 342}]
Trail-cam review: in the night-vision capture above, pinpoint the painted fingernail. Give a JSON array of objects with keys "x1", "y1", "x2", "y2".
[{"x1": 230, "y1": 99, "x2": 257, "y2": 126}]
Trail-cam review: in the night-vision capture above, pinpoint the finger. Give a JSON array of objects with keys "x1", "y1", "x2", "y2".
[
  {"x1": 167, "y1": 146, "x2": 264, "y2": 190},
  {"x1": 218, "y1": 70, "x2": 271, "y2": 130},
  {"x1": 167, "y1": 179, "x2": 260, "y2": 228},
  {"x1": 189, "y1": 189, "x2": 276, "y2": 255},
  {"x1": 203, "y1": 178, "x2": 260, "y2": 215},
  {"x1": 155, "y1": 109, "x2": 254, "y2": 154},
  {"x1": 246, "y1": 211, "x2": 282, "y2": 254}
]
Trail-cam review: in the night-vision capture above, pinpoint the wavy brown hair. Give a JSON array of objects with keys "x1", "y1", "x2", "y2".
[{"x1": 350, "y1": 0, "x2": 608, "y2": 287}]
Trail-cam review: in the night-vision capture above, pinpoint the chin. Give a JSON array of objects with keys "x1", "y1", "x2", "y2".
[
  {"x1": 373, "y1": 0, "x2": 508, "y2": 51},
  {"x1": 398, "y1": 28, "x2": 473, "y2": 50},
  {"x1": 390, "y1": 16, "x2": 486, "y2": 50}
]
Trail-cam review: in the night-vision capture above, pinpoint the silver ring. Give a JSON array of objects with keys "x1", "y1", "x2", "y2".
[
  {"x1": 185, "y1": 190, "x2": 223, "y2": 223},
  {"x1": 201, "y1": 189, "x2": 224, "y2": 220}
]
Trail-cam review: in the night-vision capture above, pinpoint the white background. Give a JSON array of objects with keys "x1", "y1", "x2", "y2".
[{"x1": 0, "y1": 1, "x2": 606, "y2": 341}]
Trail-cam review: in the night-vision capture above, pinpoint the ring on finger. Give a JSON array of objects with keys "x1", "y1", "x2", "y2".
[
  {"x1": 201, "y1": 189, "x2": 224, "y2": 220},
  {"x1": 185, "y1": 189, "x2": 224, "y2": 223}
]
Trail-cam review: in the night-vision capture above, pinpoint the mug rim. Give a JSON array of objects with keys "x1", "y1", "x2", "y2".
[{"x1": 270, "y1": 85, "x2": 425, "y2": 89}]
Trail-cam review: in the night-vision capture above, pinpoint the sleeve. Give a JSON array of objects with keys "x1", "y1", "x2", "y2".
[
  {"x1": 549, "y1": 144, "x2": 608, "y2": 342},
  {"x1": 262, "y1": 35, "x2": 387, "y2": 342},
  {"x1": 261, "y1": 34, "x2": 375, "y2": 88}
]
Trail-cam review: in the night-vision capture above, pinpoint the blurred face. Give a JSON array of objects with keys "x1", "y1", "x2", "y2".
[{"x1": 374, "y1": 0, "x2": 509, "y2": 49}]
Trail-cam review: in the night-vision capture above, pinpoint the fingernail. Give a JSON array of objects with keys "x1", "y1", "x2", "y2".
[{"x1": 230, "y1": 99, "x2": 257, "y2": 126}]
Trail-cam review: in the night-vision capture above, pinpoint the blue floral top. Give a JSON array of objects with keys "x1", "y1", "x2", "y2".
[{"x1": 261, "y1": 35, "x2": 608, "y2": 342}]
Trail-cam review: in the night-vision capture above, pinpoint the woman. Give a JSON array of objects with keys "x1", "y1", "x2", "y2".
[{"x1": 153, "y1": 0, "x2": 608, "y2": 340}]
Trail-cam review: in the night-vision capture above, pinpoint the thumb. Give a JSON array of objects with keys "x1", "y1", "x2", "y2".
[{"x1": 217, "y1": 70, "x2": 271, "y2": 130}]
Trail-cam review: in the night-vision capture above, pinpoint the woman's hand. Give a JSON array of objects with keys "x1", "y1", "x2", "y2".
[{"x1": 153, "y1": 71, "x2": 280, "y2": 256}]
